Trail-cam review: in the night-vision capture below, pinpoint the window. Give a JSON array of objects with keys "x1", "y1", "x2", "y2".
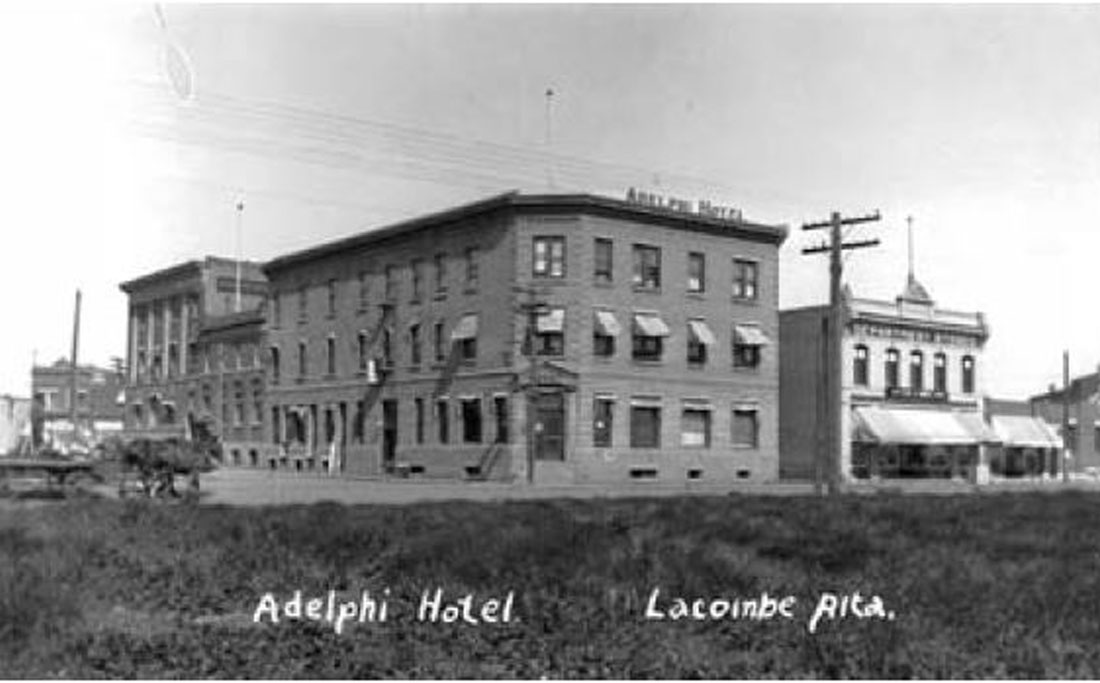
[
  {"x1": 461, "y1": 398, "x2": 482, "y2": 443},
  {"x1": 961, "y1": 356, "x2": 975, "y2": 394},
  {"x1": 632, "y1": 244, "x2": 661, "y2": 289},
  {"x1": 594, "y1": 331, "x2": 615, "y2": 357},
  {"x1": 910, "y1": 350, "x2": 924, "y2": 391},
  {"x1": 732, "y1": 324, "x2": 766, "y2": 369},
  {"x1": 433, "y1": 253, "x2": 447, "y2": 293},
  {"x1": 234, "y1": 385, "x2": 245, "y2": 426},
  {"x1": 593, "y1": 310, "x2": 619, "y2": 358},
  {"x1": 465, "y1": 247, "x2": 479, "y2": 286},
  {"x1": 594, "y1": 238, "x2": 613, "y2": 283},
  {"x1": 326, "y1": 336, "x2": 336, "y2": 376},
  {"x1": 681, "y1": 408, "x2": 711, "y2": 448},
  {"x1": 411, "y1": 259, "x2": 424, "y2": 301},
  {"x1": 533, "y1": 236, "x2": 566, "y2": 278},
  {"x1": 687, "y1": 320, "x2": 715, "y2": 366},
  {"x1": 632, "y1": 313, "x2": 669, "y2": 361},
  {"x1": 436, "y1": 399, "x2": 449, "y2": 444},
  {"x1": 327, "y1": 279, "x2": 337, "y2": 316},
  {"x1": 271, "y1": 292, "x2": 281, "y2": 328},
  {"x1": 298, "y1": 341, "x2": 307, "y2": 378},
  {"x1": 688, "y1": 252, "x2": 705, "y2": 293},
  {"x1": 885, "y1": 349, "x2": 900, "y2": 389},
  {"x1": 415, "y1": 398, "x2": 425, "y2": 444},
  {"x1": 933, "y1": 353, "x2": 947, "y2": 393},
  {"x1": 732, "y1": 409, "x2": 759, "y2": 448},
  {"x1": 732, "y1": 259, "x2": 759, "y2": 301},
  {"x1": 384, "y1": 265, "x2": 397, "y2": 300},
  {"x1": 298, "y1": 284, "x2": 308, "y2": 321},
  {"x1": 254, "y1": 393, "x2": 263, "y2": 426},
  {"x1": 593, "y1": 398, "x2": 614, "y2": 447},
  {"x1": 534, "y1": 308, "x2": 565, "y2": 356},
  {"x1": 494, "y1": 396, "x2": 509, "y2": 443},
  {"x1": 459, "y1": 337, "x2": 477, "y2": 362},
  {"x1": 434, "y1": 321, "x2": 446, "y2": 363},
  {"x1": 633, "y1": 335, "x2": 663, "y2": 361},
  {"x1": 358, "y1": 332, "x2": 368, "y2": 372},
  {"x1": 358, "y1": 271, "x2": 369, "y2": 310},
  {"x1": 270, "y1": 346, "x2": 280, "y2": 384},
  {"x1": 853, "y1": 345, "x2": 869, "y2": 386},
  {"x1": 382, "y1": 327, "x2": 392, "y2": 365},
  {"x1": 630, "y1": 405, "x2": 661, "y2": 448},
  {"x1": 410, "y1": 324, "x2": 422, "y2": 365}
]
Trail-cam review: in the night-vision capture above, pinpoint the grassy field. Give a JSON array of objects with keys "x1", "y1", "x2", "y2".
[{"x1": 3, "y1": 490, "x2": 1100, "y2": 678}]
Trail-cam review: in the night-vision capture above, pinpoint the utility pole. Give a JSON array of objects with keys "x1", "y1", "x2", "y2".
[
  {"x1": 1062, "y1": 350, "x2": 1070, "y2": 483},
  {"x1": 513, "y1": 284, "x2": 547, "y2": 484},
  {"x1": 802, "y1": 211, "x2": 881, "y2": 495}
]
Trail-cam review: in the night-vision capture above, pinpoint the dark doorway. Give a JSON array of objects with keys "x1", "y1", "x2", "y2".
[
  {"x1": 533, "y1": 392, "x2": 565, "y2": 461},
  {"x1": 382, "y1": 399, "x2": 398, "y2": 472},
  {"x1": 494, "y1": 396, "x2": 509, "y2": 444}
]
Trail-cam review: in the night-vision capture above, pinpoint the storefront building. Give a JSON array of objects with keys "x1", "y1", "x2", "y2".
[
  {"x1": 1030, "y1": 370, "x2": 1100, "y2": 474},
  {"x1": 780, "y1": 271, "x2": 993, "y2": 481},
  {"x1": 262, "y1": 191, "x2": 787, "y2": 483}
]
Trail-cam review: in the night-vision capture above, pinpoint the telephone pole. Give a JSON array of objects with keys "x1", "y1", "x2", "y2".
[
  {"x1": 1062, "y1": 350, "x2": 1070, "y2": 483},
  {"x1": 802, "y1": 211, "x2": 881, "y2": 495}
]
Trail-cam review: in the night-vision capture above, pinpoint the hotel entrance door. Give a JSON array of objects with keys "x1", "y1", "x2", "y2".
[{"x1": 532, "y1": 392, "x2": 565, "y2": 461}]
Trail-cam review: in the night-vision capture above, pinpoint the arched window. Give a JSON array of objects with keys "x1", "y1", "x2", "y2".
[
  {"x1": 961, "y1": 355, "x2": 975, "y2": 394},
  {"x1": 910, "y1": 350, "x2": 924, "y2": 392},
  {"x1": 933, "y1": 352, "x2": 947, "y2": 394},
  {"x1": 885, "y1": 349, "x2": 900, "y2": 389},
  {"x1": 853, "y1": 345, "x2": 869, "y2": 386}
]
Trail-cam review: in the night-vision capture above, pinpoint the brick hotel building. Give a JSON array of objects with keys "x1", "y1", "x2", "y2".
[{"x1": 262, "y1": 191, "x2": 788, "y2": 484}]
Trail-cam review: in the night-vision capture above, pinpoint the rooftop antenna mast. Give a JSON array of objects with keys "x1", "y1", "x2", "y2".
[
  {"x1": 544, "y1": 87, "x2": 556, "y2": 190},
  {"x1": 907, "y1": 215, "x2": 915, "y2": 280},
  {"x1": 235, "y1": 196, "x2": 244, "y2": 313}
]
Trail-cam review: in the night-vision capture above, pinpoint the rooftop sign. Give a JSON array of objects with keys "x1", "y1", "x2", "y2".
[{"x1": 625, "y1": 188, "x2": 743, "y2": 222}]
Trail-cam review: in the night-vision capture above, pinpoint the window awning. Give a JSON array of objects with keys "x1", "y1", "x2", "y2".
[
  {"x1": 633, "y1": 312, "x2": 670, "y2": 338},
  {"x1": 991, "y1": 415, "x2": 1061, "y2": 449},
  {"x1": 450, "y1": 314, "x2": 479, "y2": 341},
  {"x1": 852, "y1": 406, "x2": 999, "y2": 445},
  {"x1": 687, "y1": 320, "x2": 717, "y2": 346},
  {"x1": 733, "y1": 324, "x2": 770, "y2": 346},
  {"x1": 536, "y1": 308, "x2": 565, "y2": 333},
  {"x1": 594, "y1": 310, "x2": 621, "y2": 337}
]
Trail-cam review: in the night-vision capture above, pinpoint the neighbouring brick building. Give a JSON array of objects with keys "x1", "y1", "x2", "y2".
[
  {"x1": 780, "y1": 271, "x2": 993, "y2": 481},
  {"x1": 119, "y1": 256, "x2": 272, "y2": 464},
  {"x1": 262, "y1": 191, "x2": 787, "y2": 484},
  {"x1": 0, "y1": 394, "x2": 32, "y2": 455},
  {"x1": 1031, "y1": 369, "x2": 1100, "y2": 474},
  {"x1": 31, "y1": 360, "x2": 125, "y2": 453}
]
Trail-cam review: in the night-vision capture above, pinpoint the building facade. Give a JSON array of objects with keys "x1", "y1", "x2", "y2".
[
  {"x1": 31, "y1": 360, "x2": 125, "y2": 453},
  {"x1": 119, "y1": 257, "x2": 272, "y2": 464},
  {"x1": 0, "y1": 395, "x2": 32, "y2": 455},
  {"x1": 262, "y1": 191, "x2": 787, "y2": 484},
  {"x1": 1030, "y1": 370, "x2": 1100, "y2": 473},
  {"x1": 780, "y1": 273, "x2": 992, "y2": 481}
]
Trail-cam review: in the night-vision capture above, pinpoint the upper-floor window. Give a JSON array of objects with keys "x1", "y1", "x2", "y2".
[
  {"x1": 632, "y1": 312, "x2": 669, "y2": 361},
  {"x1": 358, "y1": 271, "x2": 369, "y2": 310},
  {"x1": 410, "y1": 324, "x2": 422, "y2": 365},
  {"x1": 732, "y1": 259, "x2": 759, "y2": 301},
  {"x1": 594, "y1": 238, "x2": 613, "y2": 283},
  {"x1": 731, "y1": 408, "x2": 760, "y2": 449},
  {"x1": 465, "y1": 247, "x2": 479, "y2": 286},
  {"x1": 933, "y1": 352, "x2": 947, "y2": 393},
  {"x1": 327, "y1": 279, "x2": 337, "y2": 316},
  {"x1": 853, "y1": 345, "x2": 869, "y2": 386},
  {"x1": 326, "y1": 336, "x2": 336, "y2": 376},
  {"x1": 298, "y1": 284, "x2": 308, "y2": 321},
  {"x1": 687, "y1": 320, "x2": 715, "y2": 365},
  {"x1": 593, "y1": 310, "x2": 619, "y2": 358},
  {"x1": 630, "y1": 404, "x2": 661, "y2": 448},
  {"x1": 632, "y1": 244, "x2": 661, "y2": 289},
  {"x1": 384, "y1": 265, "x2": 397, "y2": 300},
  {"x1": 885, "y1": 348, "x2": 900, "y2": 389},
  {"x1": 533, "y1": 307, "x2": 565, "y2": 356},
  {"x1": 688, "y1": 252, "x2": 706, "y2": 293},
  {"x1": 271, "y1": 292, "x2": 281, "y2": 328},
  {"x1": 533, "y1": 236, "x2": 565, "y2": 278},
  {"x1": 593, "y1": 397, "x2": 614, "y2": 447},
  {"x1": 357, "y1": 331, "x2": 368, "y2": 372},
  {"x1": 411, "y1": 259, "x2": 424, "y2": 301},
  {"x1": 297, "y1": 341, "x2": 307, "y2": 378},
  {"x1": 910, "y1": 350, "x2": 924, "y2": 391},
  {"x1": 381, "y1": 327, "x2": 393, "y2": 365},
  {"x1": 961, "y1": 355, "x2": 975, "y2": 394},
  {"x1": 732, "y1": 324, "x2": 766, "y2": 369},
  {"x1": 434, "y1": 321, "x2": 446, "y2": 363},
  {"x1": 452, "y1": 314, "x2": 478, "y2": 362},
  {"x1": 433, "y1": 253, "x2": 447, "y2": 293},
  {"x1": 681, "y1": 408, "x2": 711, "y2": 448}
]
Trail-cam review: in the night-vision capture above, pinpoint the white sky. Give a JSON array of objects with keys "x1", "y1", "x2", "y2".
[{"x1": 2, "y1": 3, "x2": 1098, "y2": 400}]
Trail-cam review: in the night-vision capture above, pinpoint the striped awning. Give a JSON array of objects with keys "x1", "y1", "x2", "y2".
[
  {"x1": 991, "y1": 415, "x2": 1061, "y2": 449},
  {"x1": 450, "y1": 314, "x2": 479, "y2": 341},
  {"x1": 852, "y1": 406, "x2": 999, "y2": 445},
  {"x1": 733, "y1": 324, "x2": 770, "y2": 346},
  {"x1": 594, "y1": 310, "x2": 621, "y2": 337},
  {"x1": 536, "y1": 308, "x2": 565, "y2": 333},
  {"x1": 687, "y1": 320, "x2": 717, "y2": 346},
  {"x1": 633, "y1": 312, "x2": 670, "y2": 338}
]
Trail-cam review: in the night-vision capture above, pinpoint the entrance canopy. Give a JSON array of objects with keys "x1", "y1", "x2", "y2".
[
  {"x1": 852, "y1": 406, "x2": 999, "y2": 445},
  {"x1": 990, "y1": 415, "x2": 1061, "y2": 449}
]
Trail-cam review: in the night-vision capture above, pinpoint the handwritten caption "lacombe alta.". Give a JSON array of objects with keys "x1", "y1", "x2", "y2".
[{"x1": 252, "y1": 588, "x2": 896, "y2": 635}]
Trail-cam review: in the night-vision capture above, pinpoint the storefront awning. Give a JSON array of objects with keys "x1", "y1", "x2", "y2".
[
  {"x1": 594, "y1": 310, "x2": 621, "y2": 337},
  {"x1": 852, "y1": 407, "x2": 999, "y2": 445},
  {"x1": 450, "y1": 314, "x2": 479, "y2": 341},
  {"x1": 991, "y1": 415, "x2": 1061, "y2": 449},
  {"x1": 536, "y1": 308, "x2": 565, "y2": 333},
  {"x1": 633, "y1": 312, "x2": 670, "y2": 338},
  {"x1": 687, "y1": 320, "x2": 717, "y2": 346},
  {"x1": 733, "y1": 324, "x2": 770, "y2": 346}
]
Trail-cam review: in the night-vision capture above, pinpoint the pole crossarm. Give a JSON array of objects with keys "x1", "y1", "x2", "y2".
[
  {"x1": 802, "y1": 210, "x2": 881, "y2": 231},
  {"x1": 801, "y1": 238, "x2": 880, "y2": 255}
]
